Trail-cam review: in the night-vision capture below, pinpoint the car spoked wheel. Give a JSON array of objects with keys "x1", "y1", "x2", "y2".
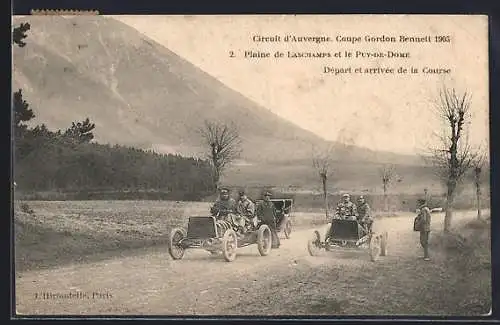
[
  {"x1": 369, "y1": 234, "x2": 382, "y2": 262},
  {"x1": 284, "y1": 219, "x2": 292, "y2": 239},
  {"x1": 307, "y1": 230, "x2": 322, "y2": 256},
  {"x1": 257, "y1": 224, "x2": 272, "y2": 256},
  {"x1": 380, "y1": 231, "x2": 388, "y2": 256},
  {"x1": 325, "y1": 237, "x2": 333, "y2": 251},
  {"x1": 222, "y1": 229, "x2": 238, "y2": 262},
  {"x1": 168, "y1": 228, "x2": 186, "y2": 260}
]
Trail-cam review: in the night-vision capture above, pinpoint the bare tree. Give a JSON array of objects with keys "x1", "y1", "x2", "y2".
[
  {"x1": 312, "y1": 145, "x2": 335, "y2": 218},
  {"x1": 379, "y1": 164, "x2": 396, "y2": 212},
  {"x1": 425, "y1": 86, "x2": 478, "y2": 232},
  {"x1": 198, "y1": 120, "x2": 242, "y2": 192},
  {"x1": 472, "y1": 151, "x2": 487, "y2": 220}
]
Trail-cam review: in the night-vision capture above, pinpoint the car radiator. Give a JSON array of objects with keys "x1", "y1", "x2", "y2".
[{"x1": 215, "y1": 220, "x2": 233, "y2": 236}]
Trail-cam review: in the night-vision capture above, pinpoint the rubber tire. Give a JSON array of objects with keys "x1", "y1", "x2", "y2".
[
  {"x1": 168, "y1": 228, "x2": 187, "y2": 260},
  {"x1": 380, "y1": 231, "x2": 388, "y2": 256},
  {"x1": 222, "y1": 229, "x2": 238, "y2": 262},
  {"x1": 284, "y1": 219, "x2": 292, "y2": 239},
  {"x1": 325, "y1": 237, "x2": 333, "y2": 251},
  {"x1": 257, "y1": 224, "x2": 272, "y2": 256},
  {"x1": 307, "y1": 230, "x2": 322, "y2": 256},
  {"x1": 369, "y1": 234, "x2": 381, "y2": 262}
]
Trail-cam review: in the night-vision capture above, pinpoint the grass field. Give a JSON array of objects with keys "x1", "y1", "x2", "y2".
[
  {"x1": 13, "y1": 200, "x2": 331, "y2": 272},
  {"x1": 15, "y1": 187, "x2": 490, "y2": 214},
  {"x1": 14, "y1": 200, "x2": 491, "y2": 316},
  {"x1": 426, "y1": 217, "x2": 492, "y2": 314},
  {"x1": 13, "y1": 199, "x2": 491, "y2": 274},
  {"x1": 14, "y1": 200, "x2": 208, "y2": 272},
  {"x1": 223, "y1": 159, "x2": 490, "y2": 195}
]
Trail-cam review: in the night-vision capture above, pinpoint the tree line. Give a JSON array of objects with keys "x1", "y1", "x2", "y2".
[{"x1": 13, "y1": 22, "x2": 215, "y2": 200}]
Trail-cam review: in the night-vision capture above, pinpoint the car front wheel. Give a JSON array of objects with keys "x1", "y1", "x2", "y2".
[
  {"x1": 168, "y1": 228, "x2": 186, "y2": 260},
  {"x1": 222, "y1": 229, "x2": 238, "y2": 262},
  {"x1": 257, "y1": 224, "x2": 272, "y2": 256}
]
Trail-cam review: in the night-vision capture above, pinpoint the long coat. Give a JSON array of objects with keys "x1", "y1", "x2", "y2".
[
  {"x1": 256, "y1": 200, "x2": 280, "y2": 248},
  {"x1": 256, "y1": 200, "x2": 277, "y2": 227},
  {"x1": 419, "y1": 206, "x2": 432, "y2": 232}
]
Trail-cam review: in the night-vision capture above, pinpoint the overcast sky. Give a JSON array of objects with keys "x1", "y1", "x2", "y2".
[{"x1": 115, "y1": 15, "x2": 489, "y2": 155}]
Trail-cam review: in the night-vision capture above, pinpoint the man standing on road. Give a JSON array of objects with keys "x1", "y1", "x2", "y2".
[
  {"x1": 416, "y1": 198, "x2": 432, "y2": 261},
  {"x1": 210, "y1": 188, "x2": 237, "y2": 219},
  {"x1": 256, "y1": 191, "x2": 280, "y2": 248},
  {"x1": 333, "y1": 193, "x2": 358, "y2": 220},
  {"x1": 357, "y1": 195, "x2": 373, "y2": 233}
]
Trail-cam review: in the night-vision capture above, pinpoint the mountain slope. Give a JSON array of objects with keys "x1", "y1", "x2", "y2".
[{"x1": 12, "y1": 15, "x2": 420, "y2": 165}]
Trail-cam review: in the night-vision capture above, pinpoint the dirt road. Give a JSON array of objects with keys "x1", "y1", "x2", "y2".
[{"x1": 15, "y1": 210, "x2": 489, "y2": 316}]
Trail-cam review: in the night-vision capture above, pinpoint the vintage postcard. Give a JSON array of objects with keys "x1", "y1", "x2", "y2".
[{"x1": 12, "y1": 14, "x2": 490, "y2": 317}]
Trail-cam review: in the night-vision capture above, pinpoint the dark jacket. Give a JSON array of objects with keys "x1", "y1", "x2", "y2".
[
  {"x1": 256, "y1": 200, "x2": 277, "y2": 226},
  {"x1": 419, "y1": 206, "x2": 431, "y2": 232},
  {"x1": 357, "y1": 202, "x2": 372, "y2": 219},
  {"x1": 334, "y1": 201, "x2": 358, "y2": 218},
  {"x1": 210, "y1": 198, "x2": 237, "y2": 217}
]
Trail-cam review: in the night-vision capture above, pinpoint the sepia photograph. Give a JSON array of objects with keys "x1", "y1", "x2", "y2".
[{"x1": 12, "y1": 14, "x2": 491, "y2": 316}]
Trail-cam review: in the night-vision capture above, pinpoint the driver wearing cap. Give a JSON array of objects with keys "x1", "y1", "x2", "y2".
[
  {"x1": 333, "y1": 193, "x2": 358, "y2": 220},
  {"x1": 210, "y1": 187, "x2": 237, "y2": 219}
]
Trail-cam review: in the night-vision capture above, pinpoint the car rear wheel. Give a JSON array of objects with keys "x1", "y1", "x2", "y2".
[
  {"x1": 284, "y1": 219, "x2": 292, "y2": 239},
  {"x1": 257, "y1": 224, "x2": 272, "y2": 256},
  {"x1": 307, "y1": 230, "x2": 322, "y2": 256},
  {"x1": 222, "y1": 229, "x2": 238, "y2": 262},
  {"x1": 168, "y1": 228, "x2": 186, "y2": 260},
  {"x1": 369, "y1": 234, "x2": 381, "y2": 262},
  {"x1": 380, "y1": 231, "x2": 388, "y2": 256},
  {"x1": 325, "y1": 237, "x2": 334, "y2": 251}
]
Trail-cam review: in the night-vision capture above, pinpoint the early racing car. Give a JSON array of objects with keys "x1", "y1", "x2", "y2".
[
  {"x1": 307, "y1": 216, "x2": 388, "y2": 262},
  {"x1": 255, "y1": 198, "x2": 293, "y2": 239},
  {"x1": 168, "y1": 213, "x2": 273, "y2": 262}
]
